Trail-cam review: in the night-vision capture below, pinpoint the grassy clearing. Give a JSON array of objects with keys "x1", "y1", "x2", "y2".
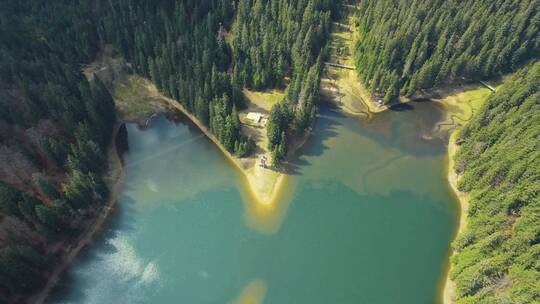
[
  {"x1": 440, "y1": 88, "x2": 492, "y2": 120},
  {"x1": 113, "y1": 75, "x2": 172, "y2": 122},
  {"x1": 329, "y1": 23, "x2": 354, "y2": 66},
  {"x1": 321, "y1": 67, "x2": 384, "y2": 116},
  {"x1": 240, "y1": 88, "x2": 286, "y2": 156},
  {"x1": 321, "y1": 8, "x2": 392, "y2": 117},
  {"x1": 242, "y1": 89, "x2": 284, "y2": 112},
  {"x1": 83, "y1": 47, "x2": 172, "y2": 124}
]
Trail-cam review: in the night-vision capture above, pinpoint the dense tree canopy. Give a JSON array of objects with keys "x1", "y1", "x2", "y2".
[
  {"x1": 98, "y1": 0, "x2": 256, "y2": 156},
  {"x1": 353, "y1": 0, "x2": 540, "y2": 103},
  {"x1": 0, "y1": 1, "x2": 340, "y2": 298},
  {"x1": 0, "y1": 0, "x2": 339, "y2": 297},
  {"x1": 450, "y1": 62, "x2": 540, "y2": 303},
  {"x1": 100, "y1": 0, "x2": 338, "y2": 161},
  {"x1": 0, "y1": 0, "x2": 538, "y2": 301},
  {"x1": 232, "y1": 0, "x2": 338, "y2": 162},
  {"x1": 0, "y1": 0, "x2": 115, "y2": 299}
]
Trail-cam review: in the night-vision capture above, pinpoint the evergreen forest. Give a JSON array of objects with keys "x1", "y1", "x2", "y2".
[
  {"x1": 0, "y1": 0, "x2": 115, "y2": 299},
  {"x1": 100, "y1": 0, "x2": 338, "y2": 162},
  {"x1": 450, "y1": 62, "x2": 540, "y2": 303},
  {"x1": 0, "y1": 0, "x2": 538, "y2": 302},
  {"x1": 0, "y1": 0, "x2": 338, "y2": 299},
  {"x1": 353, "y1": 0, "x2": 539, "y2": 102}
]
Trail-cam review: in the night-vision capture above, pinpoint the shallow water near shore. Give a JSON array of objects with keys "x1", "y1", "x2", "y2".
[{"x1": 49, "y1": 102, "x2": 458, "y2": 304}]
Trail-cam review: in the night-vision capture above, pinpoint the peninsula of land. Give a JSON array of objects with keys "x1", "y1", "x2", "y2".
[{"x1": 87, "y1": 48, "x2": 301, "y2": 210}]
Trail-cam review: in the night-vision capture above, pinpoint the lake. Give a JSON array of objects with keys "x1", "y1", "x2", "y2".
[{"x1": 50, "y1": 102, "x2": 458, "y2": 304}]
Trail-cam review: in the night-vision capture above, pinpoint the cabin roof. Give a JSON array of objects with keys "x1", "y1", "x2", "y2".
[{"x1": 246, "y1": 112, "x2": 264, "y2": 122}]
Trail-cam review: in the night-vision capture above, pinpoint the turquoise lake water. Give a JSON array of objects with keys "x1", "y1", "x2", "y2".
[{"x1": 50, "y1": 103, "x2": 458, "y2": 304}]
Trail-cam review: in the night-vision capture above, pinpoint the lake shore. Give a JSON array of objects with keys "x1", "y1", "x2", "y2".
[
  {"x1": 137, "y1": 80, "x2": 291, "y2": 206},
  {"x1": 111, "y1": 72, "x2": 303, "y2": 233},
  {"x1": 84, "y1": 44, "x2": 297, "y2": 213},
  {"x1": 320, "y1": 11, "x2": 416, "y2": 119},
  {"x1": 27, "y1": 74, "x2": 291, "y2": 302},
  {"x1": 437, "y1": 85, "x2": 494, "y2": 304},
  {"x1": 27, "y1": 123, "x2": 125, "y2": 304},
  {"x1": 441, "y1": 130, "x2": 470, "y2": 304},
  {"x1": 320, "y1": 14, "x2": 391, "y2": 119}
]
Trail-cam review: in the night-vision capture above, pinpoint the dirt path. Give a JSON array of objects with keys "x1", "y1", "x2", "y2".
[{"x1": 320, "y1": 2, "x2": 398, "y2": 118}]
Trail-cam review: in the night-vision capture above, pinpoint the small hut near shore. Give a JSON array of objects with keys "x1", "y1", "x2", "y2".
[{"x1": 246, "y1": 112, "x2": 267, "y2": 127}]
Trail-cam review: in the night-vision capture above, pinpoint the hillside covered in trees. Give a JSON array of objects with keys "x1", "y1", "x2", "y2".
[
  {"x1": 450, "y1": 62, "x2": 540, "y2": 303},
  {"x1": 1, "y1": 0, "x2": 539, "y2": 302},
  {"x1": 0, "y1": 0, "x2": 338, "y2": 300},
  {"x1": 100, "y1": 0, "x2": 338, "y2": 163},
  {"x1": 232, "y1": 0, "x2": 337, "y2": 163},
  {"x1": 0, "y1": 0, "x2": 116, "y2": 300},
  {"x1": 100, "y1": 0, "x2": 256, "y2": 156},
  {"x1": 353, "y1": 0, "x2": 539, "y2": 103}
]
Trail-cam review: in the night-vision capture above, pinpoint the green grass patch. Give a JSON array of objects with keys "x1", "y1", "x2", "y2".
[
  {"x1": 243, "y1": 89, "x2": 285, "y2": 112},
  {"x1": 113, "y1": 76, "x2": 169, "y2": 121}
]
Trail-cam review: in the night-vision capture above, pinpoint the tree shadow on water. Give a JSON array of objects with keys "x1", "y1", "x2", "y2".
[
  {"x1": 286, "y1": 108, "x2": 344, "y2": 175},
  {"x1": 285, "y1": 157, "x2": 310, "y2": 176},
  {"x1": 342, "y1": 100, "x2": 448, "y2": 158},
  {"x1": 307, "y1": 108, "x2": 345, "y2": 157},
  {"x1": 389, "y1": 102, "x2": 414, "y2": 112}
]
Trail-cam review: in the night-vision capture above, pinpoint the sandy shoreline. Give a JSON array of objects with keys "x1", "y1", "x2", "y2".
[
  {"x1": 28, "y1": 123, "x2": 125, "y2": 304},
  {"x1": 441, "y1": 130, "x2": 470, "y2": 304},
  {"x1": 86, "y1": 48, "x2": 289, "y2": 208},
  {"x1": 436, "y1": 85, "x2": 495, "y2": 304},
  {"x1": 27, "y1": 79, "x2": 290, "y2": 302},
  {"x1": 151, "y1": 85, "x2": 288, "y2": 206}
]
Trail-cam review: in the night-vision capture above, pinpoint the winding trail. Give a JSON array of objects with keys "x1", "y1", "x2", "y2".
[
  {"x1": 327, "y1": 77, "x2": 372, "y2": 119},
  {"x1": 431, "y1": 95, "x2": 483, "y2": 135}
]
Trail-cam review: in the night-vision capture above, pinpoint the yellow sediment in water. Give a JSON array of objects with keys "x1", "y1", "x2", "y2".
[
  {"x1": 114, "y1": 75, "x2": 293, "y2": 234},
  {"x1": 229, "y1": 280, "x2": 267, "y2": 304},
  {"x1": 240, "y1": 170, "x2": 296, "y2": 234},
  {"x1": 431, "y1": 86, "x2": 492, "y2": 137}
]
